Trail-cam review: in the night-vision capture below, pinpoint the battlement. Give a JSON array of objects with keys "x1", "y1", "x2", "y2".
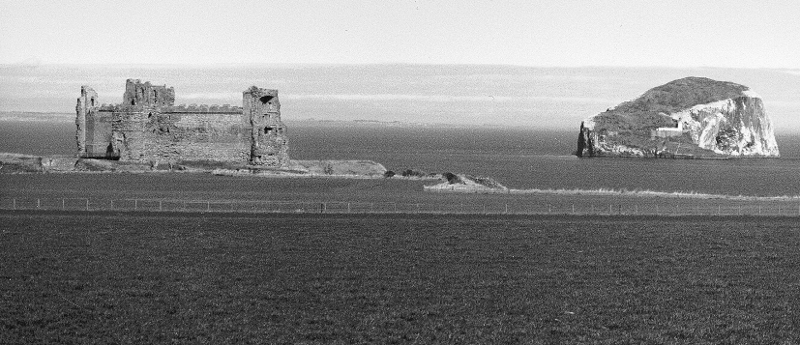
[
  {"x1": 96, "y1": 104, "x2": 151, "y2": 113},
  {"x1": 97, "y1": 103, "x2": 243, "y2": 114},
  {"x1": 164, "y1": 104, "x2": 243, "y2": 113}
]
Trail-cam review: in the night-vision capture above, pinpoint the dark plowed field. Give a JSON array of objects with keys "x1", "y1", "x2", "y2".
[{"x1": 1, "y1": 212, "x2": 799, "y2": 343}]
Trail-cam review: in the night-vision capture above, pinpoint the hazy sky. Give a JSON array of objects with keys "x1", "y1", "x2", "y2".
[{"x1": 2, "y1": 0, "x2": 799, "y2": 68}]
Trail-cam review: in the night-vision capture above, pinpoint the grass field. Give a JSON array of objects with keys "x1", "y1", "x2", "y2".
[{"x1": 2, "y1": 211, "x2": 799, "y2": 344}]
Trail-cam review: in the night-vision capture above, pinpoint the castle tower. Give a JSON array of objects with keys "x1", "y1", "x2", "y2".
[
  {"x1": 122, "y1": 79, "x2": 175, "y2": 107},
  {"x1": 242, "y1": 86, "x2": 289, "y2": 166},
  {"x1": 75, "y1": 86, "x2": 98, "y2": 157}
]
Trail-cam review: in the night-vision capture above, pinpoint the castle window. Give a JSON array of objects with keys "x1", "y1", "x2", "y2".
[
  {"x1": 265, "y1": 126, "x2": 274, "y2": 135},
  {"x1": 259, "y1": 96, "x2": 274, "y2": 104}
]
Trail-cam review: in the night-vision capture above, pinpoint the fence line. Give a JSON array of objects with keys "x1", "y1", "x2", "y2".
[{"x1": 3, "y1": 197, "x2": 800, "y2": 217}]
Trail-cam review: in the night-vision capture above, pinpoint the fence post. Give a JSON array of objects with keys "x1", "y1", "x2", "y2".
[
  {"x1": 13, "y1": 198, "x2": 16, "y2": 210},
  {"x1": 347, "y1": 202, "x2": 351, "y2": 213},
  {"x1": 62, "y1": 198, "x2": 65, "y2": 210},
  {"x1": 135, "y1": 199, "x2": 138, "y2": 210},
  {"x1": 37, "y1": 199, "x2": 40, "y2": 209},
  {"x1": 159, "y1": 200, "x2": 162, "y2": 212},
  {"x1": 758, "y1": 206, "x2": 761, "y2": 215},
  {"x1": 572, "y1": 204, "x2": 575, "y2": 214},
  {"x1": 718, "y1": 205, "x2": 721, "y2": 216},
  {"x1": 110, "y1": 199, "x2": 113, "y2": 210},
  {"x1": 86, "y1": 199, "x2": 89, "y2": 211},
  {"x1": 207, "y1": 201, "x2": 210, "y2": 212},
  {"x1": 634, "y1": 205, "x2": 638, "y2": 215},
  {"x1": 505, "y1": 204, "x2": 509, "y2": 214}
]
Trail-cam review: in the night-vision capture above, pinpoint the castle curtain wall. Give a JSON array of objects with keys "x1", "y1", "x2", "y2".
[{"x1": 112, "y1": 108, "x2": 250, "y2": 164}]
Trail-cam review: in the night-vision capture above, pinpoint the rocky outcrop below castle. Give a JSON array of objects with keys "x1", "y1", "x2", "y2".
[
  {"x1": 423, "y1": 173, "x2": 508, "y2": 193},
  {"x1": 576, "y1": 77, "x2": 780, "y2": 159},
  {"x1": 0, "y1": 152, "x2": 387, "y2": 177}
]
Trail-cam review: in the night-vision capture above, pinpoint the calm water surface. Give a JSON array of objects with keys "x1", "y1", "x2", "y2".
[{"x1": 2, "y1": 120, "x2": 799, "y2": 196}]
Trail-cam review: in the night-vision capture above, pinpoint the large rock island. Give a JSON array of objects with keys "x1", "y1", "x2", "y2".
[{"x1": 576, "y1": 77, "x2": 779, "y2": 158}]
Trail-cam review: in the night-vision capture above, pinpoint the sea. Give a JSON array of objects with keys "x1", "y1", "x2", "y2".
[
  {"x1": 2, "y1": 64, "x2": 800, "y2": 197},
  {"x1": 3, "y1": 120, "x2": 800, "y2": 197}
]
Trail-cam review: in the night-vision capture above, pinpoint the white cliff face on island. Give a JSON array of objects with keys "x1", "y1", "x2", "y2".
[{"x1": 576, "y1": 77, "x2": 779, "y2": 158}]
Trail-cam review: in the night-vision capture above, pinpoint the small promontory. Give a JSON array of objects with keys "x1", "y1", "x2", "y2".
[{"x1": 576, "y1": 77, "x2": 779, "y2": 158}]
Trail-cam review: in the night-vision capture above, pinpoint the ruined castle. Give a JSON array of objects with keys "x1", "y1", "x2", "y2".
[{"x1": 75, "y1": 79, "x2": 289, "y2": 167}]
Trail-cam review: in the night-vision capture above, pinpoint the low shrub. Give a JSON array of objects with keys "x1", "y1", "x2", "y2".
[
  {"x1": 401, "y1": 169, "x2": 427, "y2": 178},
  {"x1": 323, "y1": 163, "x2": 335, "y2": 175},
  {"x1": 442, "y1": 172, "x2": 461, "y2": 184}
]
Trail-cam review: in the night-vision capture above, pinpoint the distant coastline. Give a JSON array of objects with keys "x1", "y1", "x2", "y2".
[{"x1": 2, "y1": 65, "x2": 799, "y2": 130}]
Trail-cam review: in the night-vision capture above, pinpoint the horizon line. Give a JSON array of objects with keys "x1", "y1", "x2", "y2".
[{"x1": 2, "y1": 62, "x2": 799, "y2": 71}]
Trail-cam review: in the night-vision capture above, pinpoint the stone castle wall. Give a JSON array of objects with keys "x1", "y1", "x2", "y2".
[
  {"x1": 243, "y1": 86, "x2": 288, "y2": 166},
  {"x1": 123, "y1": 79, "x2": 175, "y2": 107},
  {"x1": 77, "y1": 80, "x2": 289, "y2": 167},
  {"x1": 85, "y1": 110, "x2": 113, "y2": 158},
  {"x1": 75, "y1": 86, "x2": 98, "y2": 157},
  {"x1": 109, "y1": 109, "x2": 249, "y2": 164}
]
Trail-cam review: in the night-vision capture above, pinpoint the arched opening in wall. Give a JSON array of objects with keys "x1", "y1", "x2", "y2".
[
  {"x1": 259, "y1": 96, "x2": 274, "y2": 104},
  {"x1": 91, "y1": 98, "x2": 95, "y2": 107},
  {"x1": 105, "y1": 143, "x2": 120, "y2": 160},
  {"x1": 265, "y1": 126, "x2": 274, "y2": 135}
]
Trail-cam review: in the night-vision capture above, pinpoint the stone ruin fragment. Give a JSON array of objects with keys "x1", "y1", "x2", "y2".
[{"x1": 76, "y1": 79, "x2": 289, "y2": 167}]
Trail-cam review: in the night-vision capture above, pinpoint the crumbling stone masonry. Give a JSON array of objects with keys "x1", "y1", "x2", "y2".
[{"x1": 75, "y1": 79, "x2": 289, "y2": 167}]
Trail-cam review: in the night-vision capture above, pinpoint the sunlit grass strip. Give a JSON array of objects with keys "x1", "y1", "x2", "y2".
[
  {"x1": 425, "y1": 184, "x2": 800, "y2": 201},
  {"x1": 507, "y1": 188, "x2": 800, "y2": 201}
]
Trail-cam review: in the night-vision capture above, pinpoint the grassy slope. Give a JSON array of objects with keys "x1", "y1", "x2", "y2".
[{"x1": 1, "y1": 213, "x2": 798, "y2": 344}]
